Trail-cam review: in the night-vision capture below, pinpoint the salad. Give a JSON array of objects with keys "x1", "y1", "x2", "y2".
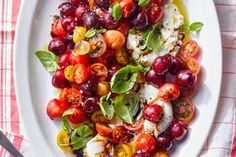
[{"x1": 35, "y1": 0, "x2": 203, "y2": 156}]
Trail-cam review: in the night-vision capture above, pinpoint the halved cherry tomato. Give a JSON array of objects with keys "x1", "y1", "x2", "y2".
[
  {"x1": 73, "y1": 63, "x2": 89, "y2": 84},
  {"x1": 136, "y1": 133, "x2": 156, "y2": 153},
  {"x1": 97, "y1": 81, "x2": 110, "y2": 96},
  {"x1": 115, "y1": 47, "x2": 129, "y2": 65},
  {"x1": 120, "y1": 0, "x2": 134, "y2": 18},
  {"x1": 88, "y1": 34, "x2": 107, "y2": 58},
  {"x1": 73, "y1": 26, "x2": 86, "y2": 43},
  {"x1": 153, "y1": 151, "x2": 169, "y2": 157},
  {"x1": 64, "y1": 65, "x2": 75, "y2": 82},
  {"x1": 123, "y1": 119, "x2": 144, "y2": 132},
  {"x1": 51, "y1": 19, "x2": 67, "y2": 39},
  {"x1": 91, "y1": 110, "x2": 111, "y2": 123},
  {"x1": 185, "y1": 57, "x2": 201, "y2": 75},
  {"x1": 47, "y1": 99, "x2": 69, "y2": 120},
  {"x1": 146, "y1": 6, "x2": 163, "y2": 24},
  {"x1": 172, "y1": 97, "x2": 195, "y2": 124},
  {"x1": 60, "y1": 88, "x2": 82, "y2": 107},
  {"x1": 69, "y1": 53, "x2": 89, "y2": 65},
  {"x1": 95, "y1": 123, "x2": 113, "y2": 137},
  {"x1": 104, "y1": 30, "x2": 125, "y2": 50},
  {"x1": 73, "y1": 40, "x2": 91, "y2": 56},
  {"x1": 115, "y1": 144, "x2": 132, "y2": 157},
  {"x1": 178, "y1": 40, "x2": 199, "y2": 60},
  {"x1": 68, "y1": 108, "x2": 87, "y2": 124},
  {"x1": 112, "y1": 126, "x2": 133, "y2": 144},
  {"x1": 57, "y1": 130, "x2": 72, "y2": 152},
  {"x1": 159, "y1": 83, "x2": 180, "y2": 101},
  {"x1": 90, "y1": 63, "x2": 108, "y2": 81}
]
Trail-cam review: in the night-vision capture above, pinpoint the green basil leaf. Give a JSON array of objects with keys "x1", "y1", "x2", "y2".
[
  {"x1": 71, "y1": 124, "x2": 94, "y2": 150},
  {"x1": 129, "y1": 28, "x2": 137, "y2": 35},
  {"x1": 179, "y1": 23, "x2": 189, "y2": 32},
  {"x1": 112, "y1": 3, "x2": 122, "y2": 21},
  {"x1": 35, "y1": 50, "x2": 59, "y2": 74},
  {"x1": 110, "y1": 65, "x2": 140, "y2": 94},
  {"x1": 62, "y1": 109, "x2": 74, "y2": 117},
  {"x1": 85, "y1": 28, "x2": 97, "y2": 38},
  {"x1": 146, "y1": 30, "x2": 164, "y2": 51},
  {"x1": 114, "y1": 93, "x2": 140, "y2": 124},
  {"x1": 138, "y1": 0, "x2": 150, "y2": 7},
  {"x1": 189, "y1": 22, "x2": 204, "y2": 32},
  {"x1": 142, "y1": 27, "x2": 152, "y2": 41},
  {"x1": 61, "y1": 109, "x2": 74, "y2": 132},
  {"x1": 99, "y1": 95, "x2": 114, "y2": 120},
  {"x1": 97, "y1": 28, "x2": 107, "y2": 33}
]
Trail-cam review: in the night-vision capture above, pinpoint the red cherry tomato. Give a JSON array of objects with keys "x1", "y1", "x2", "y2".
[
  {"x1": 172, "y1": 97, "x2": 195, "y2": 124},
  {"x1": 178, "y1": 40, "x2": 199, "y2": 60},
  {"x1": 69, "y1": 53, "x2": 89, "y2": 65},
  {"x1": 73, "y1": 63, "x2": 89, "y2": 84},
  {"x1": 68, "y1": 108, "x2": 87, "y2": 124},
  {"x1": 112, "y1": 126, "x2": 133, "y2": 144},
  {"x1": 90, "y1": 63, "x2": 108, "y2": 81},
  {"x1": 51, "y1": 19, "x2": 67, "y2": 39},
  {"x1": 123, "y1": 119, "x2": 144, "y2": 132},
  {"x1": 136, "y1": 133, "x2": 156, "y2": 153},
  {"x1": 95, "y1": 123, "x2": 113, "y2": 137},
  {"x1": 159, "y1": 83, "x2": 180, "y2": 101},
  {"x1": 143, "y1": 104, "x2": 163, "y2": 123},
  {"x1": 60, "y1": 88, "x2": 82, "y2": 107},
  {"x1": 147, "y1": 6, "x2": 163, "y2": 24},
  {"x1": 185, "y1": 57, "x2": 201, "y2": 75},
  {"x1": 46, "y1": 99, "x2": 69, "y2": 120},
  {"x1": 120, "y1": 0, "x2": 134, "y2": 18},
  {"x1": 58, "y1": 53, "x2": 70, "y2": 68}
]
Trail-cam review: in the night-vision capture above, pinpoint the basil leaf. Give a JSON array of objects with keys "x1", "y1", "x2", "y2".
[
  {"x1": 112, "y1": 3, "x2": 122, "y2": 21},
  {"x1": 35, "y1": 50, "x2": 59, "y2": 74},
  {"x1": 179, "y1": 23, "x2": 189, "y2": 32},
  {"x1": 138, "y1": 0, "x2": 150, "y2": 7},
  {"x1": 71, "y1": 124, "x2": 94, "y2": 150},
  {"x1": 97, "y1": 28, "x2": 107, "y2": 33},
  {"x1": 129, "y1": 28, "x2": 137, "y2": 35},
  {"x1": 61, "y1": 109, "x2": 74, "y2": 132},
  {"x1": 114, "y1": 93, "x2": 140, "y2": 124},
  {"x1": 189, "y1": 22, "x2": 204, "y2": 32},
  {"x1": 142, "y1": 27, "x2": 152, "y2": 41},
  {"x1": 146, "y1": 30, "x2": 164, "y2": 51},
  {"x1": 99, "y1": 95, "x2": 114, "y2": 120},
  {"x1": 110, "y1": 65, "x2": 140, "y2": 94},
  {"x1": 85, "y1": 28, "x2": 97, "y2": 38}
]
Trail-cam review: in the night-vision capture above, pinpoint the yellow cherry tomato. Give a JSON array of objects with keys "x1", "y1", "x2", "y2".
[
  {"x1": 128, "y1": 140, "x2": 137, "y2": 154},
  {"x1": 104, "y1": 30, "x2": 125, "y2": 49},
  {"x1": 153, "y1": 151, "x2": 169, "y2": 157},
  {"x1": 57, "y1": 130, "x2": 72, "y2": 152},
  {"x1": 115, "y1": 47, "x2": 128, "y2": 65},
  {"x1": 115, "y1": 144, "x2": 132, "y2": 157},
  {"x1": 73, "y1": 26, "x2": 86, "y2": 43},
  {"x1": 64, "y1": 65, "x2": 75, "y2": 82},
  {"x1": 73, "y1": 40, "x2": 91, "y2": 56},
  {"x1": 97, "y1": 81, "x2": 110, "y2": 96}
]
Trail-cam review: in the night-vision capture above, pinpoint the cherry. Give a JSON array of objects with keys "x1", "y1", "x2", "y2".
[
  {"x1": 168, "y1": 121, "x2": 188, "y2": 141},
  {"x1": 147, "y1": 5, "x2": 163, "y2": 24},
  {"x1": 145, "y1": 70, "x2": 165, "y2": 88},
  {"x1": 58, "y1": 52, "x2": 70, "y2": 68},
  {"x1": 52, "y1": 69, "x2": 69, "y2": 88},
  {"x1": 156, "y1": 134, "x2": 173, "y2": 151},
  {"x1": 75, "y1": 6, "x2": 88, "y2": 20},
  {"x1": 169, "y1": 56, "x2": 185, "y2": 75},
  {"x1": 48, "y1": 38, "x2": 66, "y2": 55},
  {"x1": 132, "y1": 11, "x2": 149, "y2": 31},
  {"x1": 152, "y1": 55, "x2": 172, "y2": 75},
  {"x1": 61, "y1": 17, "x2": 78, "y2": 33},
  {"x1": 83, "y1": 97, "x2": 99, "y2": 114},
  {"x1": 58, "y1": 2, "x2": 75, "y2": 17},
  {"x1": 176, "y1": 70, "x2": 197, "y2": 87}
]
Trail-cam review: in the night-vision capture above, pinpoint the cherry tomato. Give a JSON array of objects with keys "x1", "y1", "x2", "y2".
[
  {"x1": 68, "y1": 108, "x2": 87, "y2": 124},
  {"x1": 159, "y1": 83, "x2": 180, "y2": 101},
  {"x1": 115, "y1": 47, "x2": 129, "y2": 65},
  {"x1": 120, "y1": 0, "x2": 134, "y2": 18},
  {"x1": 104, "y1": 30, "x2": 125, "y2": 49},
  {"x1": 60, "y1": 88, "x2": 82, "y2": 107},
  {"x1": 143, "y1": 104, "x2": 163, "y2": 123},
  {"x1": 88, "y1": 34, "x2": 107, "y2": 58},
  {"x1": 73, "y1": 26, "x2": 86, "y2": 43},
  {"x1": 69, "y1": 53, "x2": 89, "y2": 65},
  {"x1": 172, "y1": 97, "x2": 195, "y2": 124},
  {"x1": 185, "y1": 57, "x2": 201, "y2": 75},
  {"x1": 57, "y1": 129, "x2": 72, "y2": 152},
  {"x1": 51, "y1": 19, "x2": 67, "y2": 39},
  {"x1": 97, "y1": 81, "x2": 110, "y2": 96},
  {"x1": 123, "y1": 119, "x2": 144, "y2": 132},
  {"x1": 73, "y1": 63, "x2": 89, "y2": 84},
  {"x1": 58, "y1": 52, "x2": 70, "y2": 68},
  {"x1": 91, "y1": 110, "x2": 111, "y2": 123},
  {"x1": 112, "y1": 126, "x2": 133, "y2": 144},
  {"x1": 115, "y1": 144, "x2": 132, "y2": 157},
  {"x1": 178, "y1": 40, "x2": 199, "y2": 60},
  {"x1": 153, "y1": 151, "x2": 169, "y2": 157},
  {"x1": 73, "y1": 40, "x2": 91, "y2": 56},
  {"x1": 46, "y1": 99, "x2": 69, "y2": 120},
  {"x1": 136, "y1": 133, "x2": 156, "y2": 153},
  {"x1": 147, "y1": 6, "x2": 163, "y2": 24},
  {"x1": 95, "y1": 123, "x2": 113, "y2": 137},
  {"x1": 90, "y1": 63, "x2": 108, "y2": 81},
  {"x1": 64, "y1": 65, "x2": 75, "y2": 82}
]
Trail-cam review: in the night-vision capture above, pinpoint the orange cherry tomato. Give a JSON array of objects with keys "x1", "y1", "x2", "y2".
[
  {"x1": 90, "y1": 63, "x2": 108, "y2": 81},
  {"x1": 60, "y1": 88, "x2": 82, "y2": 107},
  {"x1": 123, "y1": 119, "x2": 144, "y2": 132},
  {"x1": 95, "y1": 123, "x2": 113, "y2": 137},
  {"x1": 178, "y1": 40, "x2": 199, "y2": 60},
  {"x1": 112, "y1": 126, "x2": 133, "y2": 144},
  {"x1": 136, "y1": 133, "x2": 156, "y2": 153},
  {"x1": 104, "y1": 30, "x2": 125, "y2": 49},
  {"x1": 68, "y1": 108, "x2": 87, "y2": 124},
  {"x1": 51, "y1": 19, "x2": 67, "y2": 39},
  {"x1": 73, "y1": 63, "x2": 89, "y2": 84},
  {"x1": 153, "y1": 151, "x2": 169, "y2": 157},
  {"x1": 185, "y1": 57, "x2": 201, "y2": 75},
  {"x1": 172, "y1": 97, "x2": 195, "y2": 124}
]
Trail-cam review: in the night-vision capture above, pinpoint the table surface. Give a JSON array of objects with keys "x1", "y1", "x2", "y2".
[{"x1": 0, "y1": 0, "x2": 236, "y2": 157}]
